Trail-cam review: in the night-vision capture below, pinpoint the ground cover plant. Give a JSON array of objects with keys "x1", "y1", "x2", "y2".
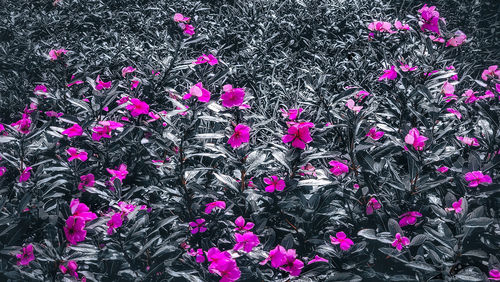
[{"x1": 0, "y1": 0, "x2": 499, "y2": 281}]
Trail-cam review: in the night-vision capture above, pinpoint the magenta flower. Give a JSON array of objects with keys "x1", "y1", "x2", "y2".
[
  {"x1": 228, "y1": 124, "x2": 250, "y2": 149},
  {"x1": 205, "y1": 201, "x2": 226, "y2": 214},
  {"x1": 95, "y1": 75, "x2": 112, "y2": 90},
  {"x1": 446, "y1": 30, "x2": 467, "y2": 47},
  {"x1": 279, "y1": 249, "x2": 304, "y2": 277},
  {"x1": 367, "y1": 21, "x2": 395, "y2": 33},
  {"x1": 64, "y1": 216, "x2": 87, "y2": 245},
  {"x1": 234, "y1": 231, "x2": 260, "y2": 253},
  {"x1": 45, "y1": 111, "x2": 63, "y2": 118},
  {"x1": 67, "y1": 77, "x2": 84, "y2": 88},
  {"x1": 280, "y1": 108, "x2": 303, "y2": 120},
  {"x1": 49, "y1": 48, "x2": 68, "y2": 60},
  {"x1": 34, "y1": 85, "x2": 48, "y2": 96},
  {"x1": 107, "y1": 213, "x2": 123, "y2": 235},
  {"x1": 121, "y1": 66, "x2": 136, "y2": 77},
  {"x1": 19, "y1": 167, "x2": 32, "y2": 183},
  {"x1": 329, "y1": 160, "x2": 349, "y2": 176},
  {"x1": 446, "y1": 108, "x2": 462, "y2": 119},
  {"x1": 173, "y1": 13, "x2": 190, "y2": 23},
  {"x1": 194, "y1": 53, "x2": 218, "y2": 65},
  {"x1": 480, "y1": 90, "x2": 495, "y2": 100},
  {"x1": 437, "y1": 166, "x2": 449, "y2": 173},
  {"x1": 78, "y1": 174, "x2": 95, "y2": 190},
  {"x1": 346, "y1": 99, "x2": 363, "y2": 113},
  {"x1": 457, "y1": 136, "x2": 479, "y2": 147},
  {"x1": 355, "y1": 90, "x2": 371, "y2": 100},
  {"x1": 60, "y1": 260, "x2": 79, "y2": 279},
  {"x1": 92, "y1": 120, "x2": 124, "y2": 141},
  {"x1": 70, "y1": 199, "x2": 97, "y2": 223},
  {"x1": 66, "y1": 147, "x2": 88, "y2": 162},
  {"x1": 16, "y1": 244, "x2": 35, "y2": 266},
  {"x1": 398, "y1": 211, "x2": 422, "y2": 227},
  {"x1": 234, "y1": 216, "x2": 254, "y2": 231},
  {"x1": 182, "y1": 24, "x2": 195, "y2": 36},
  {"x1": 418, "y1": 4, "x2": 441, "y2": 34},
  {"x1": 62, "y1": 124, "x2": 83, "y2": 138},
  {"x1": 263, "y1": 176, "x2": 285, "y2": 192},
  {"x1": 399, "y1": 62, "x2": 418, "y2": 72},
  {"x1": 126, "y1": 98, "x2": 150, "y2": 117},
  {"x1": 366, "y1": 197, "x2": 382, "y2": 215},
  {"x1": 481, "y1": 65, "x2": 500, "y2": 81},
  {"x1": 330, "y1": 231, "x2": 354, "y2": 250},
  {"x1": 0, "y1": 167, "x2": 6, "y2": 177},
  {"x1": 189, "y1": 218, "x2": 207, "y2": 234},
  {"x1": 391, "y1": 233, "x2": 410, "y2": 251},
  {"x1": 107, "y1": 164, "x2": 128, "y2": 183},
  {"x1": 462, "y1": 89, "x2": 479, "y2": 104},
  {"x1": 221, "y1": 84, "x2": 245, "y2": 107},
  {"x1": 282, "y1": 123, "x2": 313, "y2": 149},
  {"x1": 307, "y1": 255, "x2": 328, "y2": 265},
  {"x1": 208, "y1": 257, "x2": 241, "y2": 282},
  {"x1": 298, "y1": 163, "x2": 317, "y2": 177},
  {"x1": 130, "y1": 78, "x2": 140, "y2": 90},
  {"x1": 405, "y1": 128, "x2": 428, "y2": 151},
  {"x1": 445, "y1": 198, "x2": 463, "y2": 214},
  {"x1": 260, "y1": 245, "x2": 287, "y2": 268},
  {"x1": 394, "y1": 20, "x2": 410, "y2": 30},
  {"x1": 118, "y1": 202, "x2": 137, "y2": 216},
  {"x1": 366, "y1": 127, "x2": 384, "y2": 140},
  {"x1": 464, "y1": 171, "x2": 492, "y2": 187},
  {"x1": 10, "y1": 114, "x2": 31, "y2": 134},
  {"x1": 378, "y1": 66, "x2": 398, "y2": 81},
  {"x1": 188, "y1": 248, "x2": 205, "y2": 263},
  {"x1": 183, "y1": 82, "x2": 211, "y2": 103},
  {"x1": 490, "y1": 269, "x2": 500, "y2": 281}
]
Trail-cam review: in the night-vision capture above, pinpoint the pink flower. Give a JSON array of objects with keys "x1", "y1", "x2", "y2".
[
  {"x1": 60, "y1": 260, "x2": 79, "y2": 279},
  {"x1": 280, "y1": 108, "x2": 303, "y2": 120},
  {"x1": 445, "y1": 198, "x2": 463, "y2": 214},
  {"x1": 78, "y1": 174, "x2": 95, "y2": 190},
  {"x1": 329, "y1": 160, "x2": 349, "y2": 176},
  {"x1": 234, "y1": 216, "x2": 254, "y2": 231},
  {"x1": 446, "y1": 108, "x2": 462, "y2": 119},
  {"x1": 282, "y1": 123, "x2": 313, "y2": 149},
  {"x1": 118, "y1": 202, "x2": 137, "y2": 216},
  {"x1": 16, "y1": 244, "x2": 35, "y2": 266},
  {"x1": 0, "y1": 167, "x2": 6, "y2": 177},
  {"x1": 394, "y1": 20, "x2": 410, "y2": 30},
  {"x1": 234, "y1": 231, "x2": 260, "y2": 253},
  {"x1": 346, "y1": 99, "x2": 363, "y2": 113},
  {"x1": 260, "y1": 245, "x2": 287, "y2": 268},
  {"x1": 10, "y1": 114, "x2": 31, "y2": 134},
  {"x1": 64, "y1": 216, "x2": 87, "y2": 245},
  {"x1": 62, "y1": 124, "x2": 83, "y2": 138},
  {"x1": 19, "y1": 167, "x2": 32, "y2": 183},
  {"x1": 126, "y1": 98, "x2": 150, "y2": 117},
  {"x1": 480, "y1": 90, "x2": 495, "y2": 100},
  {"x1": 49, "y1": 48, "x2": 68, "y2": 60},
  {"x1": 34, "y1": 85, "x2": 47, "y2": 96},
  {"x1": 481, "y1": 65, "x2": 500, "y2": 81},
  {"x1": 307, "y1": 255, "x2": 328, "y2": 265},
  {"x1": 489, "y1": 269, "x2": 500, "y2": 280},
  {"x1": 182, "y1": 24, "x2": 195, "y2": 36},
  {"x1": 399, "y1": 211, "x2": 422, "y2": 227},
  {"x1": 330, "y1": 231, "x2": 354, "y2": 250},
  {"x1": 205, "y1": 201, "x2": 226, "y2": 214},
  {"x1": 457, "y1": 136, "x2": 479, "y2": 147},
  {"x1": 121, "y1": 66, "x2": 136, "y2": 77},
  {"x1": 107, "y1": 213, "x2": 123, "y2": 235},
  {"x1": 107, "y1": 164, "x2": 128, "y2": 183},
  {"x1": 399, "y1": 62, "x2": 418, "y2": 72},
  {"x1": 446, "y1": 30, "x2": 467, "y2": 47},
  {"x1": 45, "y1": 111, "x2": 63, "y2": 118},
  {"x1": 366, "y1": 197, "x2": 382, "y2": 215},
  {"x1": 418, "y1": 4, "x2": 441, "y2": 34},
  {"x1": 391, "y1": 233, "x2": 410, "y2": 251},
  {"x1": 298, "y1": 163, "x2": 317, "y2": 177},
  {"x1": 70, "y1": 199, "x2": 97, "y2": 223},
  {"x1": 279, "y1": 249, "x2": 304, "y2": 277},
  {"x1": 117, "y1": 96, "x2": 130, "y2": 105},
  {"x1": 263, "y1": 176, "x2": 285, "y2": 192},
  {"x1": 130, "y1": 78, "x2": 140, "y2": 90},
  {"x1": 355, "y1": 90, "x2": 371, "y2": 100},
  {"x1": 92, "y1": 120, "x2": 124, "y2": 141},
  {"x1": 183, "y1": 82, "x2": 211, "y2": 102},
  {"x1": 464, "y1": 171, "x2": 492, "y2": 187},
  {"x1": 221, "y1": 85, "x2": 245, "y2": 107},
  {"x1": 366, "y1": 127, "x2": 384, "y2": 140},
  {"x1": 173, "y1": 13, "x2": 190, "y2": 23},
  {"x1": 188, "y1": 248, "x2": 206, "y2": 263},
  {"x1": 228, "y1": 124, "x2": 250, "y2": 148},
  {"x1": 368, "y1": 21, "x2": 395, "y2": 33},
  {"x1": 437, "y1": 166, "x2": 449, "y2": 173},
  {"x1": 405, "y1": 128, "x2": 428, "y2": 151},
  {"x1": 66, "y1": 147, "x2": 88, "y2": 162},
  {"x1": 95, "y1": 75, "x2": 112, "y2": 90},
  {"x1": 378, "y1": 66, "x2": 398, "y2": 81},
  {"x1": 208, "y1": 255, "x2": 241, "y2": 282},
  {"x1": 67, "y1": 77, "x2": 84, "y2": 88},
  {"x1": 194, "y1": 54, "x2": 218, "y2": 65},
  {"x1": 189, "y1": 218, "x2": 207, "y2": 234},
  {"x1": 462, "y1": 89, "x2": 479, "y2": 104}
]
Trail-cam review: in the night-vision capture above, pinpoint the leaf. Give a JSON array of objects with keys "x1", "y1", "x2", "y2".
[
  {"x1": 213, "y1": 173, "x2": 239, "y2": 192},
  {"x1": 462, "y1": 250, "x2": 488, "y2": 258},
  {"x1": 464, "y1": 217, "x2": 493, "y2": 228},
  {"x1": 409, "y1": 234, "x2": 426, "y2": 246},
  {"x1": 0, "y1": 136, "x2": 16, "y2": 143},
  {"x1": 388, "y1": 218, "x2": 403, "y2": 236},
  {"x1": 357, "y1": 229, "x2": 377, "y2": 240},
  {"x1": 297, "y1": 179, "x2": 332, "y2": 187},
  {"x1": 356, "y1": 151, "x2": 377, "y2": 173},
  {"x1": 134, "y1": 235, "x2": 161, "y2": 258},
  {"x1": 405, "y1": 261, "x2": 436, "y2": 272}
]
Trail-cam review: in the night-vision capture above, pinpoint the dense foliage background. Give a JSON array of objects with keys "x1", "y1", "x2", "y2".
[{"x1": 0, "y1": 0, "x2": 499, "y2": 281}]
